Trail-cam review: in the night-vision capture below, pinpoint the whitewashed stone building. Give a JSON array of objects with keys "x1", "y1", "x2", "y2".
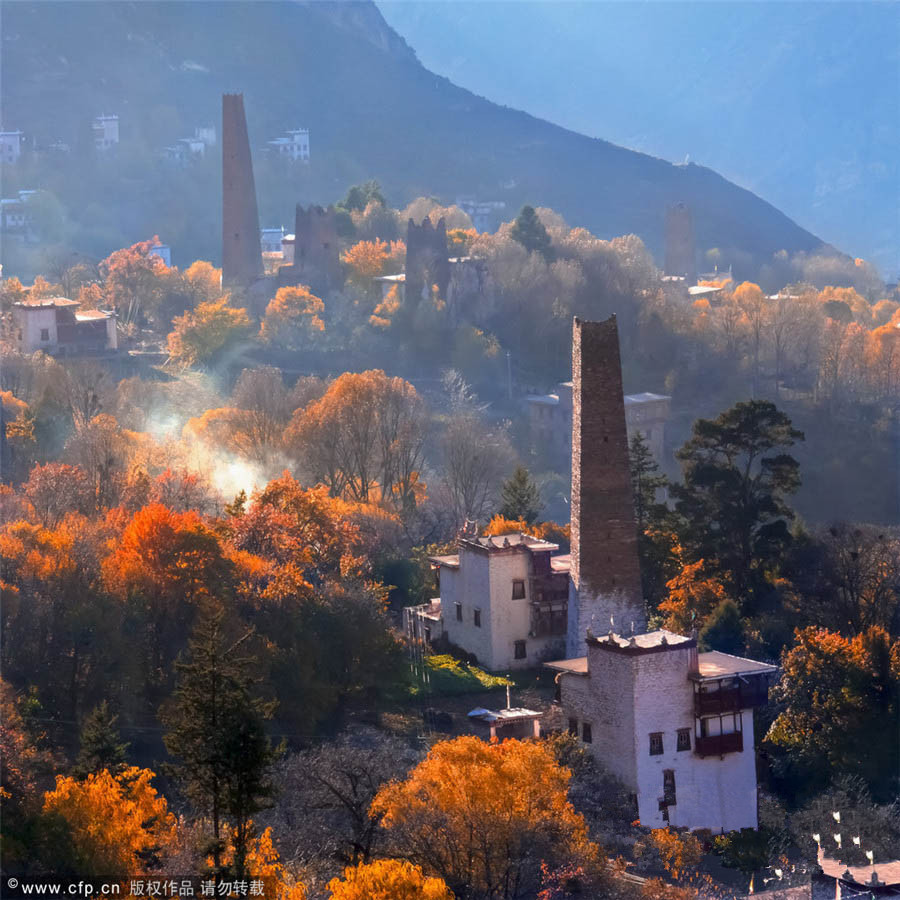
[{"x1": 547, "y1": 630, "x2": 776, "y2": 832}]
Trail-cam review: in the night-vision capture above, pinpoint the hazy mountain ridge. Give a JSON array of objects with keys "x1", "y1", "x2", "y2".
[{"x1": 2, "y1": 0, "x2": 826, "y2": 274}]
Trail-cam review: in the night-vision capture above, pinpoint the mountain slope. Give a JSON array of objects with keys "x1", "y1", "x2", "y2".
[{"x1": 1, "y1": 0, "x2": 825, "y2": 274}]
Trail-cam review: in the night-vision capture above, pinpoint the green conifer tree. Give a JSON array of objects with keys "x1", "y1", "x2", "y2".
[
  {"x1": 73, "y1": 701, "x2": 129, "y2": 780},
  {"x1": 699, "y1": 599, "x2": 746, "y2": 655},
  {"x1": 499, "y1": 465, "x2": 543, "y2": 525},
  {"x1": 162, "y1": 609, "x2": 278, "y2": 880},
  {"x1": 510, "y1": 206, "x2": 554, "y2": 262}
]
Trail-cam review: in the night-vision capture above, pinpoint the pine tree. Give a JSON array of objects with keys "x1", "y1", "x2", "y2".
[
  {"x1": 499, "y1": 465, "x2": 542, "y2": 525},
  {"x1": 162, "y1": 609, "x2": 278, "y2": 879},
  {"x1": 73, "y1": 701, "x2": 129, "y2": 779},
  {"x1": 628, "y1": 432, "x2": 668, "y2": 535},
  {"x1": 510, "y1": 206, "x2": 554, "y2": 262},
  {"x1": 699, "y1": 599, "x2": 746, "y2": 655}
]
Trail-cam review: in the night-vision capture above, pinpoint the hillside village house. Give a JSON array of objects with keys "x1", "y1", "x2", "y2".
[
  {"x1": 93, "y1": 115, "x2": 119, "y2": 150},
  {"x1": 267, "y1": 128, "x2": 310, "y2": 161},
  {"x1": 13, "y1": 297, "x2": 117, "y2": 356},
  {"x1": 0, "y1": 130, "x2": 25, "y2": 164},
  {"x1": 526, "y1": 383, "x2": 671, "y2": 464},
  {"x1": 547, "y1": 630, "x2": 776, "y2": 833}
]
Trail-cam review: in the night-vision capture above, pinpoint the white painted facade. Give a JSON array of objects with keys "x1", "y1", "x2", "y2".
[
  {"x1": 93, "y1": 115, "x2": 119, "y2": 150},
  {"x1": 13, "y1": 298, "x2": 117, "y2": 355},
  {"x1": 267, "y1": 129, "x2": 310, "y2": 162},
  {"x1": 0, "y1": 130, "x2": 24, "y2": 164},
  {"x1": 419, "y1": 533, "x2": 569, "y2": 672},
  {"x1": 548, "y1": 632, "x2": 776, "y2": 833}
]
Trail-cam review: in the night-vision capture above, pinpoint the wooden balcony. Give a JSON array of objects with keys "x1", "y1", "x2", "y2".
[
  {"x1": 694, "y1": 731, "x2": 743, "y2": 757},
  {"x1": 694, "y1": 678, "x2": 770, "y2": 715}
]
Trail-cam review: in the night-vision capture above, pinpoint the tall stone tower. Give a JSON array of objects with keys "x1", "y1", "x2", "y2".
[
  {"x1": 566, "y1": 316, "x2": 645, "y2": 657},
  {"x1": 405, "y1": 217, "x2": 450, "y2": 302},
  {"x1": 222, "y1": 93, "x2": 262, "y2": 286},
  {"x1": 664, "y1": 202, "x2": 697, "y2": 282},
  {"x1": 286, "y1": 204, "x2": 340, "y2": 294}
]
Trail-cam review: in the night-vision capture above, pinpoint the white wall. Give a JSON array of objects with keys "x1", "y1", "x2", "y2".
[{"x1": 14, "y1": 307, "x2": 57, "y2": 352}]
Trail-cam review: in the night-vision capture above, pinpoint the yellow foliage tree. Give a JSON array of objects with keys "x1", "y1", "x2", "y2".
[
  {"x1": 259, "y1": 285, "x2": 325, "y2": 348},
  {"x1": 216, "y1": 825, "x2": 306, "y2": 900},
  {"x1": 42, "y1": 768, "x2": 176, "y2": 877},
  {"x1": 328, "y1": 860, "x2": 453, "y2": 900},
  {"x1": 167, "y1": 297, "x2": 251, "y2": 367},
  {"x1": 370, "y1": 736, "x2": 601, "y2": 900}
]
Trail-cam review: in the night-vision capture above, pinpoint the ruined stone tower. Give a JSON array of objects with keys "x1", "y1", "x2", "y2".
[
  {"x1": 664, "y1": 202, "x2": 697, "y2": 283},
  {"x1": 566, "y1": 316, "x2": 646, "y2": 657},
  {"x1": 281, "y1": 204, "x2": 340, "y2": 295},
  {"x1": 222, "y1": 93, "x2": 262, "y2": 286},
  {"x1": 405, "y1": 217, "x2": 450, "y2": 303}
]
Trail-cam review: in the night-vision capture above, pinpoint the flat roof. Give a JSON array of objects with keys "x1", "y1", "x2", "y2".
[
  {"x1": 525, "y1": 394, "x2": 559, "y2": 405},
  {"x1": 544, "y1": 657, "x2": 588, "y2": 675},
  {"x1": 373, "y1": 273, "x2": 405, "y2": 283},
  {"x1": 624, "y1": 392, "x2": 671, "y2": 404},
  {"x1": 688, "y1": 285, "x2": 724, "y2": 296},
  {"x1": 551, "y1": 553, "x2": 571, "y2": 573},
  {"x1": 590, "y1": 629, "x2": 693, "y2": 651},
  {"x1": 468, "y1": 707, "x2": 542, "y2": 724},
  {"x1": 429, "y1": 554, "x2": 460, "y2": 568},
  {"x1": 464, "y1": 533, "x2": 559, "y2": 552},
  {"x1": 695, "y1": 650, "x2": 778, "y2": 680},
  {"x1": 817, "y1": 848, "x2": 900, "y2": 887},
  {"x1": 15, "y1": 297, "x2": 80, "y2": 308},
  {"x1": 75, "y1": 309, "x2": 114, "y2": 321}
]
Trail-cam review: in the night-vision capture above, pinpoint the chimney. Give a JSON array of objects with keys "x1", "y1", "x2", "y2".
[
  {"x1": 222, "y1": 93, "x2": 262, "y2": 286},
  {"x1": 566, "y1": 316, "x2": 646, "y2": 657}
]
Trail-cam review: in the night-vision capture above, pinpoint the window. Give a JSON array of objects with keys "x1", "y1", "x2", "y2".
[
  {"x1": 512, "y1": 579, "x2": 526, "y2": 600},
  {"x1": 474, "y1": 608, "x2": 481, "y2": 628},
  {"x1": 455, "y1": 602, "x2": 462, "y2": 622},
  {"x1": 649, "y1": 732, "x2": 664, "y2": 756},
  {"x1": 40, "y1": 328, "x2": 50, "y2": 341},
  {"x1": 514, "y1": 640, "x2": 527, "y2": 660},
  {"x1": 677, "y1": 728, "x2": 691, "y2": 752},
  {"x1": 581, "y1": 722, "x2": 592, "y2": 743},
  {"x1": 568, "y1": 718, "x2": 578, "y2": 735},
  {"x1": 663, "y1": 770, "x2": 676, "y2": 805}
]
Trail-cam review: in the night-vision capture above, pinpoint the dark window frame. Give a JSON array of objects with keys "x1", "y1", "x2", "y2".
[
  {"x1": 649, "y1": 732, "x2": 664, "y2": 756},
  {"x1": 514, "y1": 639, "x2": 527, "y2": 660},
  {"x1": 512, "y1": 579, "x2": 526, "y2": 600},
  {"x1": 677, "y1": 728, "x2": 691, "y2": 752},
  {"x1": 473, "y1": 608, "x2": 482, "y2": 628},
  {"x1": 581, "y1": 722, "x2": 593, "y2": 743},
  {"x1": 455, "y1": 602, "x2": 462, "y2": 622}
]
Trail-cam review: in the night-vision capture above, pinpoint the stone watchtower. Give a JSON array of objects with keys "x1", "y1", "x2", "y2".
[
  {"x1": 566, "y1": 316, "x2": 646, "y2": 657},
  {"x1": 222, "y1": 93, "x2": 262, "y2": 287},
  {"x1": 405, "y1": 217, "x2": 450, "y2": 303},
  {"x1": 284, "y1": 204, "x2": 340, "y2": 295},
  {"x1": 664, "y1": 202, "x2": 697, "y2": 283}
]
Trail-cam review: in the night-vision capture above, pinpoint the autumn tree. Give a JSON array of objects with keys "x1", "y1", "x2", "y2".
[
  {"x1": 102, "y1": 503, "x2": 234, "y2": 694},
  {"x1": 766, "y1": 626, "x2": 899, "y2": 796},
  {"x1": 499, "y1": 465, "x2": 542, "y2": 524},
  {"x1": 73, "y1": 701, "x2": 129, "y2": 780},
  {"x1": 163, "y1": 608, "x2": 278, "y2": 878},
  {"x1": 286, "y1": 370, "x2": 427, "y2": 510},
  {"x1": 370, "y1": 736, "x2": 601, "y2": 900},
  {"x1": 63, "y1": 413, "x2": 132, "y2": 510},
  {"x1": 339, "y1": 181, "x2": 386, "y2": 213},
  {"x1": 342, "y1": 239, "x2": 404, "y2": 290},
  {"x1": 42, "y1": 767, "x2": 176, "y2": 878},
  {"x1": 657, "y1": 560, "x2": 732, "y2": 635},
  {"x1": 269, "y1": 736, "x2": 421, "y2": 874},
  {"x1": 100, "y1": 237, "x2": 171, "y2": 327},
  {"x1": 259, "y1": 285, "x2": 325, "y2": 349},
  {"x1": 23, "y1": 462, "x2": 94, "y2": 525},
  {"x1": 673, "y1": 400, "x2": 803, "y2": 605},
  {"x1": 167, "y1": 297, "x2": 251, "y2": 367},
  {"x1": 327, "y1": 860, "x2": 453, "y2": 900}
]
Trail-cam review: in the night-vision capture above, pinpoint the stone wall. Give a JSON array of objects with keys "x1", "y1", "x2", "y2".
[
  {"x1": 405, "y1": 217, "x2": 450, "y2": 303},
  {"x1": 664, "y1": 202, "x2": 697, "y2": 282},
  {"x1": 222, "y1": 94, "x2": 263, "y2": 286},
  {"x1": 567, "y1": 316, "x2": 645, "y2": 656}
]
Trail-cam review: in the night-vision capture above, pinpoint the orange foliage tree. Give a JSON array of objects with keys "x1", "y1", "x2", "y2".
[
  {"x1": 167, "y1": 297, "x2": 251, "y2": 367},
  {"x1": 101, "y1": 503, "x2": 234, "y2": 683},
  {"x1": 342, "y1": 239, "x2": 404, "y2": 289},
  {"x1": 259, "y1": 285, "x2": 325, "y2": 349},
  {"x1": 371, "y1": 736, "x2": 601, "y2": 900},
  {"x1": 100, "y1": 237, "x2": 171, "y2": 326},
  {"x1": 42, "y1": 768, "x2": 176, "y2": 877},
  {"x1": 286, "y1": 370, "x2": 427, "y2": 510},
  {"x1": 327, "y1": 860, "x2": 452, "y2": 900},
  {"x1": 23, "y1": 462, "x2": 95, "y2": 525},
  {"x1": 766, "y1": 626, "x2": 900, "y2": 789},
  {"x1": 657, "y1": 560, "x2": 731, "y2": 634}
]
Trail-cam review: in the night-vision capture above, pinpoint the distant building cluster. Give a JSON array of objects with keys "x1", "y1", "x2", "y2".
[
  {"x1": 266, "y1": 128, "x2": 310, "y2": 162},
  {"x1": 92, "y1": 114, "x2": 119, "y2": 151},
  {"x1": 164, "y1": 126, "x2": 216, "y2": 164},
  {"x1": 1, "y1": 190, "x2": 38, "y2": 243}
]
